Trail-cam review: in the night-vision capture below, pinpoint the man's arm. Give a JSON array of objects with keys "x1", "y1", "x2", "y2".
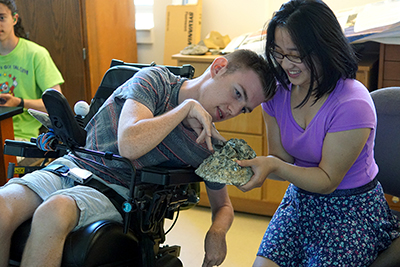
[
  {"x1": 202, "y1": 186, "x2": 234, "y2": 267},
  {"x1": 118, "y1": 98, "x2": 225, "y2": 160}
]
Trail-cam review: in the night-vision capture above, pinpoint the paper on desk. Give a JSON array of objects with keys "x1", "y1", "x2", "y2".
[
  {"x1": 354, "y1": 0, "x2": 400, "y2": 33},
  {"x1": 221, "y1": 29, "x2": 266, "y2": 55},
  {"x1": 335, "y1": 0, "x2": 400, "y2": 45},
  {"x1": 221, "y1": 33, "x2": 252, "y2": 54},
  {"x1": 351, "y1": 27, "x2": 400, "y2": 45}
]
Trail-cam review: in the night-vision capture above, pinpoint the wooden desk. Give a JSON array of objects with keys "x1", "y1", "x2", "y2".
[
  {"x1": 0, "y1": 107, "x2": 23, "y2": 185},
  {"x1": 378, "y1": 44, "x2": 400, "y2": 88}
]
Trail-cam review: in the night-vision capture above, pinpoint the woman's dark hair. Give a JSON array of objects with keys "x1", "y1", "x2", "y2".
[
  {"x1": 0, "y1": 0, "x2": 28, "y2": 38},
  {"x1": 264, "y1": 0, "x2": 358, "y2": 107}
]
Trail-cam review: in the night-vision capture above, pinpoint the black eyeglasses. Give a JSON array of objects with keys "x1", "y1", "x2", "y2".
[{"x1": 270, "y1": 50, "x2": 303, "y2": 64}]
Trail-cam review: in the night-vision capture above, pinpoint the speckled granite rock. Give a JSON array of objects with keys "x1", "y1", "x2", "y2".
[
  {"x1": 180, "y1": 44, "x2": 209, "y2": 55},
  {"x1": 195, "y1": 138, "x2": 256, "y2": 186}
]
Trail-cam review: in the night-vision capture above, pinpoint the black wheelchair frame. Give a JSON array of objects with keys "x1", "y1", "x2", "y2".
[{"x1": 5, "y1": 61, "x2": 201, "y2": 267}]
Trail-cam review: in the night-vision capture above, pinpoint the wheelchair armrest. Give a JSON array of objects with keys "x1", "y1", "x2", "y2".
[
  {"x1": 139, "y1": 166, "x2": 202, "y2": 186},
  {"x1": 4, "y1": 139, "x2": 64, "y2": 158}
]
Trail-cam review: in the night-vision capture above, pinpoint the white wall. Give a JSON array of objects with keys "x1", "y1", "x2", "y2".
[{"x1": 137, "y1": 0, "x2": 382, "y2": 64}]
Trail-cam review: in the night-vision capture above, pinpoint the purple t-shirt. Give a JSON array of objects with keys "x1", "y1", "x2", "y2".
[{"x1": 262, "y1": 78, "x2": 378, "y2": 189}]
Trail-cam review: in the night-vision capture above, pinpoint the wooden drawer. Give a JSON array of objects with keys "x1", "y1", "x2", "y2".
[
  {"x1": 379, "y1": 44, "x2": 400, "y2": 88},
  {"x1": 215, "y1": 105, "x2": 263, "y2": 135},
  {"x1": 381, "y1": 80, "x2": 400, "y2": 88},
  {"x1": 383, "y1": 61, "x2": 400, "y2": 81},
  {"x1": 263, "y1": 179, "x2": 289, "y2": 204},
  {"x1": 227, "y1": 185, "x2": 262, "y2": 200},
  {"x1": 200, "y1": 183, "x2": 262, "y2": 202},
  {"x1": 384, "y1": 45, "x2": 400, "y2": 61}
]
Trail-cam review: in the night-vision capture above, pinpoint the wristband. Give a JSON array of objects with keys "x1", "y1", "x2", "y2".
[{"x1": 17, "y1": 97, "x2": 24, "y2": 108}]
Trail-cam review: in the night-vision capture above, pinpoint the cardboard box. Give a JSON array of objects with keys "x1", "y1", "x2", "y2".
[{"x1": 163, "y1": 0, "x2": 202, "y2": 66}]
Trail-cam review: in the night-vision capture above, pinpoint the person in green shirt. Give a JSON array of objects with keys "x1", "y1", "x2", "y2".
[{"x1": 0, "y1": 0, "x2": 64, "y2": 141}]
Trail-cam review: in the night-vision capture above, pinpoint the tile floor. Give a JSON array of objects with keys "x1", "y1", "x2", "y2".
[{"x1": 164, "y1": 206, "x2": 271, "y2": 267}]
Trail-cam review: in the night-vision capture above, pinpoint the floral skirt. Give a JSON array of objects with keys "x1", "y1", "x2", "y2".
[{"x1": 257, "y1": 179, "x2": 400, "y2": 266}]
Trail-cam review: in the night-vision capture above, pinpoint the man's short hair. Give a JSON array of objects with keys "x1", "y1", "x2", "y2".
[{"x1": 223, "y1": 49, "x2": 276, "y2": 101}]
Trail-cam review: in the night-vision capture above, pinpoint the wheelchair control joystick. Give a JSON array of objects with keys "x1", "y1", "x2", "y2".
[{"x1": 74, "y1": 100, "x2": 90, "y2": 129}]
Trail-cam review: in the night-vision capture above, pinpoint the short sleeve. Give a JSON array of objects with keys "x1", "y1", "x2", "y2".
[
  {"x1": 262, "y1": 101, "x2": 275, "y2": 117},
  {"x1": 328, "y1": 97, "x2": 376, "y2": 133},
  {"x1": 261, "y1": 83, "x2": 288, "y2": 118},
  {"x1": 34, "y1": 48, "x2": 64, "y2": 92},
  {"x1": 114, "y1": 67, "x2": 177, "y2": 115}
]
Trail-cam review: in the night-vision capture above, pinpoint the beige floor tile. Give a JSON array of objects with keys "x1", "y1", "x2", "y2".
[{"x1": 165, "y1": 206, "x2": 271, "y2": 267}]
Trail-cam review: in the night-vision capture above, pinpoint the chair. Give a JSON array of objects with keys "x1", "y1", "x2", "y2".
[
  {"x1": 370, "y1": 87, "x2": 400, "y2": 216},
  {"x1": 6, "y1": 61, "x2": 201, "y2": 267},
  {"x1": 369, "y1": 87, "x2": 400, "y2": 267}
]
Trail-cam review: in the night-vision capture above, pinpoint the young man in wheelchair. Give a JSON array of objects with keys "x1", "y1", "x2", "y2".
[{"x1": 0, "y1": 49, "x2": 275, "y2": 267}]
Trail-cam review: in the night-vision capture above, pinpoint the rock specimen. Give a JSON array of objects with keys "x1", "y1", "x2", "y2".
[{"x1": 195, "y1": 138, "x2": 256, "y2": 186}]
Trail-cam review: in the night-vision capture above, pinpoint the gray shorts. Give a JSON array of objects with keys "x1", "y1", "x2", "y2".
[{"x1": 3, "y1": 158, "x2": 125, "y2": 230}]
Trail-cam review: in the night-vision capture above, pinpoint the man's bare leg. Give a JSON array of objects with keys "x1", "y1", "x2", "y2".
[
  {"x1": 20, "y1": 194, "x2": 79, "y2": 267},
  {"x1": 0, "y1": 184, "x2": 42, "y2": 267}
]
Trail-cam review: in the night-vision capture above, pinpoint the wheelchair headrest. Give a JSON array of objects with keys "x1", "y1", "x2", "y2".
[
  {"x1": 42, "y1": 89, "x2": 87, "y2": 148},
  {"x1": 110, "y1": 59, "x2": 195, "y2": 79}
]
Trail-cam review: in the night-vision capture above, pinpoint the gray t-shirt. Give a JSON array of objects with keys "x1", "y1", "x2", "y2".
[{"x1": 67, "y1": 66, "x2": 224, "y2": 190}]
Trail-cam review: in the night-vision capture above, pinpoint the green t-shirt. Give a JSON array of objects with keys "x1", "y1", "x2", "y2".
[{"x1": 0, "y1": 38, "x2": 64, "y2": 140}]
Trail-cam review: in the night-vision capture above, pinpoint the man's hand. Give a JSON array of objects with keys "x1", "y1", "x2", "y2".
[
  {"x1": 202, "y1": 229, "x2": 227, "y2": 267},
  {"x1": 182, "y1": 99, "x2": 226, "y2": 151}
]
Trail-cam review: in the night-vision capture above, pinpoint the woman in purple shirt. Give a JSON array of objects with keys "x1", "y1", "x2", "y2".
[{"x1": 238, "y1": 0, "x2": 400, "y2": 266}]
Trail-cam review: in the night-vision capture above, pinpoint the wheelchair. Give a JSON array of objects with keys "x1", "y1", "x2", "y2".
[{"x1": 5, "y1": 60, "x2": 201, "y2": 267}]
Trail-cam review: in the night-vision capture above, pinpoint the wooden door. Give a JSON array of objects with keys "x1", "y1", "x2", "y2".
[
  {"x1": 15, "y1": 0, "x2": 90, "y2": 107},
  {"x1": 84, "y1": 0, "x2": 138, "y2": 98}
]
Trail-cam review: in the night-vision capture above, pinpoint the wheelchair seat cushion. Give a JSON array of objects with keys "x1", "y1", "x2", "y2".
[{"x1": 10, "y1": 219, "x2": 142, "y2": 266}]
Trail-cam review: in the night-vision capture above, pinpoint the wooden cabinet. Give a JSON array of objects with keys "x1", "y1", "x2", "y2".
[
  {"x1": 16, "y1": 0, "x2": 138, "y2": 108},
  {"x1": 378, "y1": 44, "x2": 400, "y2": 88},
  {"x1": 173, "y1": 54, "x2": 289, "y2": 216}
]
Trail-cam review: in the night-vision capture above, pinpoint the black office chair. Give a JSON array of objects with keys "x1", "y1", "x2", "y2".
[
  {"x1": 6, "y1": 60, "x2": 201, "y2": 267},
  {"x1": 369, "y1": 87, "x2": 400, "y2": 267},
  {"x1": 371, "y1": 87, "x2": 400, "y2": 217}
]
